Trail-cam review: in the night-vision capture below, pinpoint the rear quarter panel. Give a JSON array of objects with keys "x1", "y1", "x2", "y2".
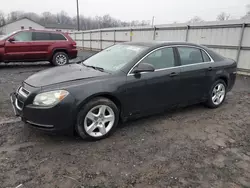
[
  {"x1": 47, "y1": 41, "x2": 72, "y2": 59},
  {"x1": 210, "y1": 59, "x2": 237, "y2": 91}
]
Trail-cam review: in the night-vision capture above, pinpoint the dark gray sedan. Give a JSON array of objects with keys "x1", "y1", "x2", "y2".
[{"x1": 11, "y1": 41, "x2": 237, "y2": 140}]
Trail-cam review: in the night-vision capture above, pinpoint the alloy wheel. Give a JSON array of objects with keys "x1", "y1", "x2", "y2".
[
  {"x1": 56, "y1": 54, "x2": 67, "y2": 65},
  {"x1": 84, "y1": 105, "x2": 115, "y2": 137},
  {"x1": 212, "y1": 83, "x2": 226, "y2": 105}
]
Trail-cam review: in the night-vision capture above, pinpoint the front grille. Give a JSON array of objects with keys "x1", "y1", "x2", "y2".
[{"x1": 18, "y1": 87, "x2": 30, "y2": 98}]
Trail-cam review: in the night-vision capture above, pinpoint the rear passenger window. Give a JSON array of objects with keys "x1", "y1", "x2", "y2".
[
  {"x1": 50, "y1": 33, "x2": 66, "y2": 40},
  {"x1": 33, "y1": 32, "x2": 50, "y2": 41},
  {"x1": 178, "y1": 47, "x2": 203, "y2": 65},
  {"x1": 201, "y1": 50, "x2": 211, "y2": 62}
]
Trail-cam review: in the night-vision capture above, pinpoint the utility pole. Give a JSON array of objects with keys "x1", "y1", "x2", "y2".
[
  {"x1": 152, "y1": 16, "x2": 155, "y2": 27},
  {"x1": 76, "y1": 0, "x2": 80, "y2": 31}
]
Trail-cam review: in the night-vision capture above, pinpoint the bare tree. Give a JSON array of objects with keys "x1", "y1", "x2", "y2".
[
  {"x1": 0, "y1": 26, "x2": 4, "y2": 35},
  {"x1": 56, "y1": 11, "x2": 72, "y2": 24},
  {"x1": 40, "y1": 12, "x2": 57, "y2": 25},
  {"x1": 217, "y1": 12, "x2": 231, "y2": 21},
  {"x1": 0, "y1": 11, "x2": 5, "y2": 35},
  {"x1": 24, "y1": 12, "x2": 40, "y2": 22},
  {"x1": 242, "y1": 4, "x2": 250, "y2": 20},
  {"x1": 188, "y1": 16, "x2": 204, "y2": 23},
  {"x1": 0, "y1": 11, "x2": 5, "y2": 26},
  {"x1": 2, "y1": 10, "x2": 149, "y2": 30},
  {"x1": 6, "y1": 11, "x2": 24, "y2": 22}
]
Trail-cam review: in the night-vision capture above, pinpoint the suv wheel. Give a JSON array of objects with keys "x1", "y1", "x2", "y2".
[
  {"x1": 52, "y1": 52, "x2": 69, "y2": 66},
  {"x1": 206, "y1": 79, "x2": 227, "y2": 108},
  {"x1": 76, "y1": 97, "x2": 119, "y2": 140}
]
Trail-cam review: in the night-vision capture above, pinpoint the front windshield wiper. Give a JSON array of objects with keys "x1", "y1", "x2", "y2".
[{"x1": 82, "y1": 63, "x2": 104, "y2": 72}]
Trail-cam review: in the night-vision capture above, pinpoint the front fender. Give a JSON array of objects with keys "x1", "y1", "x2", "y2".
[
  {"x1": 75, "y1": 92, "x2": 122, "y2": 111},
  {"x1": 69, "y1": 76, "x2": 126, "y2": 115}
]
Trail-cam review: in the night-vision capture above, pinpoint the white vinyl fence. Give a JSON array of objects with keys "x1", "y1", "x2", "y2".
[{"x1": 69, "y1": 20, "x2": 250, "y2": 73}]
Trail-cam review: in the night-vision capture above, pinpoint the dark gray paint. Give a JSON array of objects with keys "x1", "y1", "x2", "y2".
[{"x1": 13, "y1": 42, "x2": 237, "y2": 133}]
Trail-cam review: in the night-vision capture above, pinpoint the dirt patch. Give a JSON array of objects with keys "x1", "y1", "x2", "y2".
[{"x1": 0, "y1": 61, "x2": 250, "y2": 188}]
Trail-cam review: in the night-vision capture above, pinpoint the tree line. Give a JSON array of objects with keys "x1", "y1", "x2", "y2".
[
  {"x1": 188, "y1": 4, "x2": 250, "y2": 23},
  {"x1": 0, "y1": 4, "x2": 249, "y2": 30},
  {"x1": 0, "y1": 10, "x2": 150, "y2": 30}
]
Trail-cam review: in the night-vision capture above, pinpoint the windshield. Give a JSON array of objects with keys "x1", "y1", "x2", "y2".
[
  {"x1": 0, "y1": 31, "x2": 18, "y2": 40},
  {"x1": 83, "y1": 44, "x2": 147, "y2": 72},
  {"x1": 0, "y1": 35, "x2": 6, "y2": 40}
]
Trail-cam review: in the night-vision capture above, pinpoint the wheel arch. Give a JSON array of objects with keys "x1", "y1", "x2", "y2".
[
  {"x1": 216, "y1": 75, "x2": 228, "y2": 87},
  {"x1": 50, "y1": 48, "x2": 69, "y2": 60},
  {"x1": 77, "y1": 92, "x2": 122, "y2": 116}
]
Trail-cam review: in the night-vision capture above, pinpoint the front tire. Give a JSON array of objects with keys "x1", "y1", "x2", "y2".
[
  {"x1": 76, "y1": 97, "x2": 119, "y2": 140},
  {"x1": 205, "y1": 79, "x2": 227, "y2": 108},
  {"x1": 52, "y1": 52, "x2": 69, "y2": 66}
]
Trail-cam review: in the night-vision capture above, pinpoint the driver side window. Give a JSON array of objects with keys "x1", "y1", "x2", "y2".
[
  {"x1": 141, "y1": 47, "x2": 175, "y2": 70},
  {"x1": 13, "y1": 31, "x2": 32, "y2": 42}
]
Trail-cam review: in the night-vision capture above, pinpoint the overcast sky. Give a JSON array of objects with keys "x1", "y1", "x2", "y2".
[{"x1": 1, "y1": 0, "x2": 249, "y2": 24}]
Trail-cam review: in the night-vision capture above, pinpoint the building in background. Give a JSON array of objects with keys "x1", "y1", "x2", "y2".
[
  {"x1": 44, "y1": 23, "x2": 76, "y2": 33},
  {"x1": 0, "y1": 17, "x2": 77, "y2": 35},
  {"x1": 0, "y1": 17, "x2": 44, "y2": 35}
]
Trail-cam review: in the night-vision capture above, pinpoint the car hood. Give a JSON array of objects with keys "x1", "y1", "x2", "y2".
[{"x1": 25, "y1": 64, "x2": 109, "y2": 87}]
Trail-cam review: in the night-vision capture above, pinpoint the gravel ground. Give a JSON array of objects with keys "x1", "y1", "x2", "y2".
[{"x1": 0, "y1": 55, "x2": 250, "y2": 188}]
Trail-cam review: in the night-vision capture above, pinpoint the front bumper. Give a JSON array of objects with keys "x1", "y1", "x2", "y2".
[{"x1": 10, "y1": 92, "x2": 77, "y2": 133}]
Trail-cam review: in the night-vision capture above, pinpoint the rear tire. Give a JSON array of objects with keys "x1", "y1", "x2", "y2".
[
  {"x1": 76, "y1": 97, "x2": 119, "y2": 140},
  {"x1": 205, "y1": 79, "x2": 227, "y2": 108},
  {"x1": 52, "y1": 52, "x2": 69, "y2": 66}
]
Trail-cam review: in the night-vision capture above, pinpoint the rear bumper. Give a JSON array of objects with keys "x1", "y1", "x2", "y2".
[
  {"x1": 68, "y1": 49, "x2": 78, "y2": 59},
  {"x1": 10, "y1": 92, "x2": 77, "y2": 134}
]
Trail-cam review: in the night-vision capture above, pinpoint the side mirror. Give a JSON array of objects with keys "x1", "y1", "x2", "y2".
[
  {"x1": 132, "y1": 63, "x2": 155, "y2": 74},
  {"x1": 8, "y1": 37, "x2": 15, "y2": 42}
]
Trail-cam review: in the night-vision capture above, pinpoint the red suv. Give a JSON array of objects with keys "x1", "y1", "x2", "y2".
[{"x1": 0, "y1": 30, "x2": 77, "y2": 66}]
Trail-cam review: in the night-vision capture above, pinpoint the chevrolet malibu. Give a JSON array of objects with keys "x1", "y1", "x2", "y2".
[{"x1": 11, "y1": 42, "x2": 237, "y2": 140}]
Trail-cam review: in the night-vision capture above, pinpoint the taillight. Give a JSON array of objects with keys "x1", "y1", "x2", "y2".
[{"x1": 72, "y1": 42, "x2": 77, "y2": 48}]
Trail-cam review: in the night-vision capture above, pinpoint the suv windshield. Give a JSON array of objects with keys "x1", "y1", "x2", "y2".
[
  {"x1": 83, "y1": 44, "x2": 147, "y2": 72},
  {"x1": 0, "y1": 31, "x2": 18, "y2": 40}
]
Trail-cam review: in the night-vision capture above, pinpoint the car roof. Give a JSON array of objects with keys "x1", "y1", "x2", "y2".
[
  {"x1": 123, "y1": 41, "x2": 225, "y2": 63},
  {"x1": 124, "y1": 41, "x2": 205, "y2": 48},
  {"x1": 17, "y1": 29, "x2": 65, "y2": 34}
]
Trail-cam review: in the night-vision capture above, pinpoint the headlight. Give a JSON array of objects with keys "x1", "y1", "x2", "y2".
[{"x1": 33, "y1": 90, "x2": 69, "y2": 106}]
